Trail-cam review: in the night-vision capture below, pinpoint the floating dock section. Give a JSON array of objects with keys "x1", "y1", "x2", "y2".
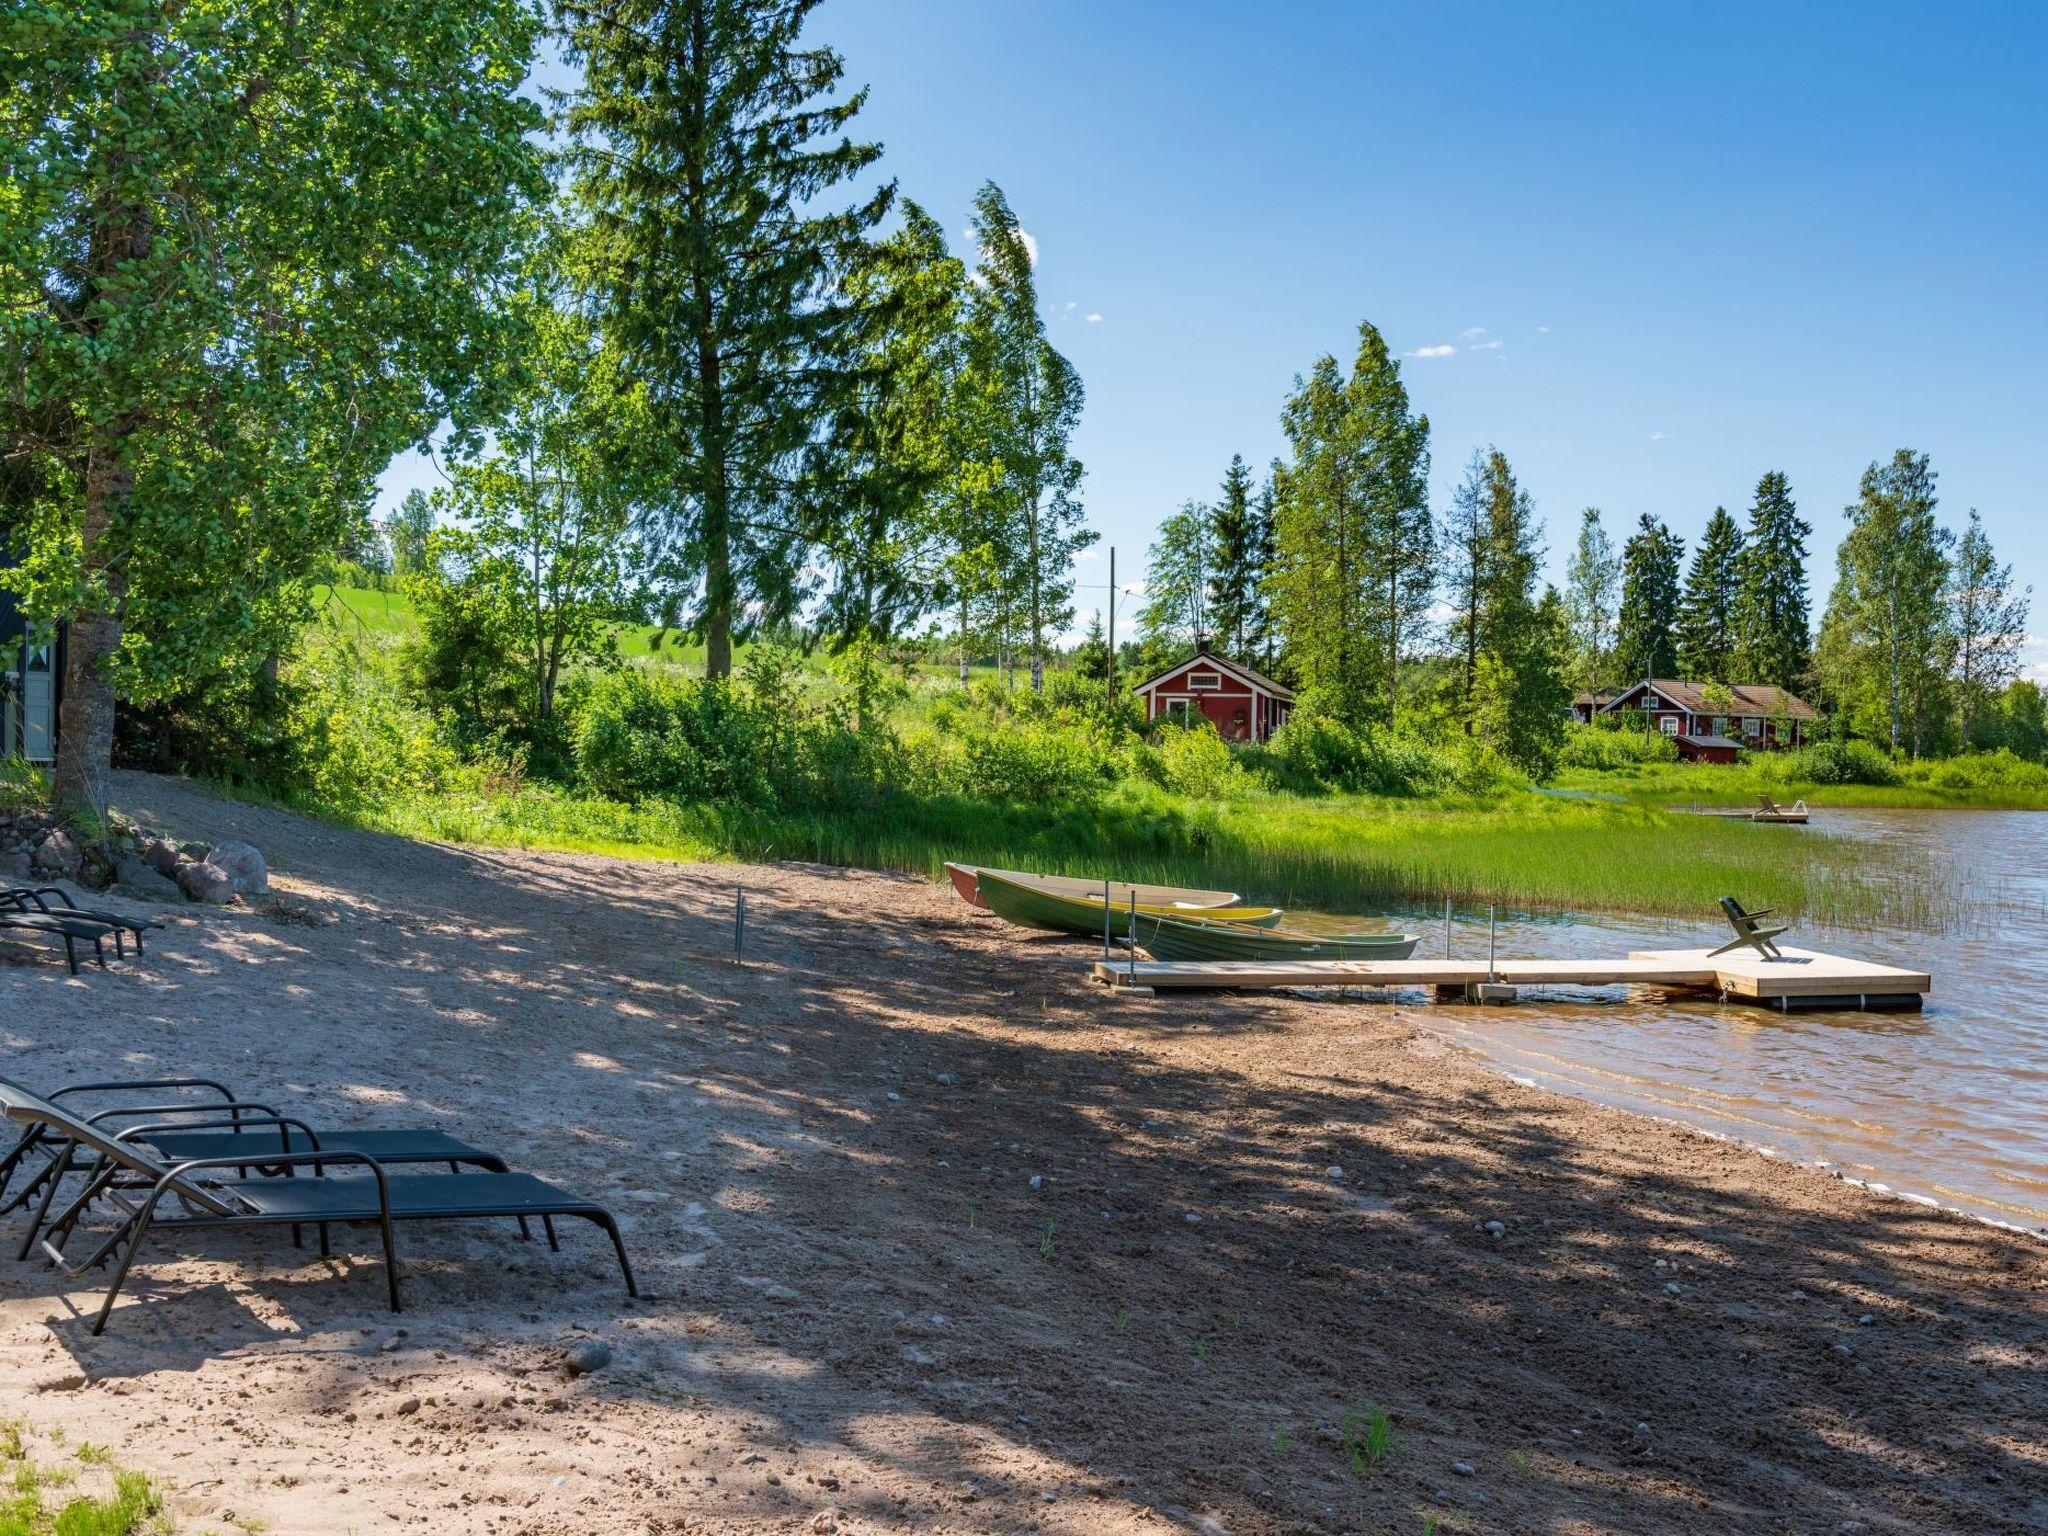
[{"x1": 1091, "y1": 945, "x2": 1929, "y2": 1012}]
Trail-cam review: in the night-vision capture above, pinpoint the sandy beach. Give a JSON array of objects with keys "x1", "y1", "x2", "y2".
[{"x1": 0, "y1": 772, "x2": 2041, "y2": 1535}]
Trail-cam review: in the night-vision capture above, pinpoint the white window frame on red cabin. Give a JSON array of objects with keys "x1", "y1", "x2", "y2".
[{"x1": 1185, "y1": 671, "x2": 1222, "y2": 690}]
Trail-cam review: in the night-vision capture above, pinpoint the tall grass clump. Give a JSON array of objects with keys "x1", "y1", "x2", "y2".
[{"x1": 1556, "y1": 724, "x2": 1679, "y2": 772}]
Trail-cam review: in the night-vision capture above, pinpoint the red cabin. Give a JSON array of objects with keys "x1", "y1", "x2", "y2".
[
  {"x1": 1574, "y1": 679, "x2": 1815, "y2": 762},
  {"x1": 1134, "y1": 648, "x2": 1293, "y2": 743}
]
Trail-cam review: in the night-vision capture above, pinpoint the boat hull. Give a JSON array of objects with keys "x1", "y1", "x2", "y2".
[
  {"x1": 1136, "y1": 914, "x2": 1419, "y2": 963},
  {"x1": 945, "y1": 863, "x2": 1240, "y2": 913},
  {"x1": 977, "y1": 871, "x2": 1281, "y2": 937}
]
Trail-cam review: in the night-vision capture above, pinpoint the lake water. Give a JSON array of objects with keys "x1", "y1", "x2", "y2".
[{"x1": 1321, "y1": 809, "x2": 2048, "y2": 1234}]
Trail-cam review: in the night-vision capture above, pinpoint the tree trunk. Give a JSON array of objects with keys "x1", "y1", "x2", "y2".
[
  {"x1": 1886, "y1": 583, "x2": 1901, "y2": 753},
  {"x1": 52, "y1": 441, "x2": 134, "y2": 816},
  {"x1": 1385, "y1": 562, "x2": 1400, "y2": 728}
]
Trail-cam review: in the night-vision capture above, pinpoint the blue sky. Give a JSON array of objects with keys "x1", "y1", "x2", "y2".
[{"x1": 379, "y1": 0, "x2": 2048, "y2": 668}]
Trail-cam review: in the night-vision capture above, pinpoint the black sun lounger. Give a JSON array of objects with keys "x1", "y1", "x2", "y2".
[
  {"x1": 3, "y1": 886, "x2": 163, "y2": 957},
  {"x1": 0, "y1": 1077, "x2": 508, "y2": 1250},
  {"x1": 0, "y1": 910, "x2": 117, "y2": 975},
  {"x1": 0, "y1": 1085, "x2": 637, "y2": 1334}
]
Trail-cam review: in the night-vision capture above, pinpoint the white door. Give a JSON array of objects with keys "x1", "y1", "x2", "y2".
[{"x1": 20, "y1": 642, "x2": 55, "y2": 763}]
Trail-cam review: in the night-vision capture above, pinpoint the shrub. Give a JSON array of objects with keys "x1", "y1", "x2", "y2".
[
  {"x1": 1557, "y1": 724, "x2": 1680, "y2": 770},
  {"x1": 573, "y1": 665, "x2": 815, "y2": 807},
  {"x1": 1151, "y1": 720, "x2": 1251, "y2": 800},
  {"x1": 1772, "y1": 739, "x2": 1899, "y2": 786},
  {"x1": 1251, "y1": 716, "x2": 1490, "y2": 798},
  {"x1": 281, "y1": 639, "x2": 460, "y2": 813},
  {"x1": 1900, "y1": 748, "x2": 2048, "y2": 793},
  {"x1": 951, "y1": 722, "x2": 1116, "y2": 802}
]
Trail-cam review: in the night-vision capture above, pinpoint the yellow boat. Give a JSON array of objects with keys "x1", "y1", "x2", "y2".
[
  {"x1": 976, "y1": 869, "x2": 1283, "y2": 937},
  {"x1": 944, "y1": 862, "x2": 1239, "y2": 912}
]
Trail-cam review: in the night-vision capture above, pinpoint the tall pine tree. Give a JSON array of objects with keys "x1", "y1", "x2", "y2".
[
  {"x1": 1676, "y1": 506, "x2": 1743, "y2": 680},
  {"x1": 1207, "y1": 454, "x2": 1268, "y2": 664},
  {"x1": 1730, "y1": 471, "x2": 1811, "y2": 690},
  {"x1": 562, "y1": 0, "x2": 892, "y2": 678},
  {"x1": 1613, "y1": 515, "x2": 1685, "y2": 683}
]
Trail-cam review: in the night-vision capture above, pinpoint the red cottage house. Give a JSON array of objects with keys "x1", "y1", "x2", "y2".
[
  {"x1": 1134, "y1": 648, "x2": 1293, "y2": 744},
  {"x1": 1573, "y1": 679, "x2": 1815, "y2": 763}
]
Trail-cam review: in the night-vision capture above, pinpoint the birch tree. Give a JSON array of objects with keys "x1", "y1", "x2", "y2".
[{"x1": 3, "y1": 0, "x2": 544, "y2": 812}]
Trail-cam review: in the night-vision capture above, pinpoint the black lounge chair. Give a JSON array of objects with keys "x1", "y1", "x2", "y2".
[
  {"x1": 3, "y1": 886, "x2": 164, "y2": 958},
  {"x1": 1709, "y1": 895, "x2": 1791, "y2": 960},
  {"x1": 0, "y1": 1085, "x2": 637, "y2": 1334},
  {"x1": 0, "y1": 1077, "x2": 508, "y2": 1253},
  {"x1": 0, "y1": 909, "x2": 117, "y2": 975}
]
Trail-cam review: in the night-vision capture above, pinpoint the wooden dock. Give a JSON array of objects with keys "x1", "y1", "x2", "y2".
[{"x1": 1091, "y1": 945, "x2": 1930, "y2": 1012}]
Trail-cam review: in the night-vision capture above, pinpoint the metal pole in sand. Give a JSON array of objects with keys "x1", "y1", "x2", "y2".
[
  {"x1": 1102, "y1": 878, "x2": 1113, "y2": 961},
  {"x1": 735, "y1": 886, "x2": 746, "y2": 965},
  {"x1": 1487, "y1": 903, "x2": 1497, "y2": 984},
  {"x1": 1128, "y1": 891, "x2": 1138, "y2": 982}
]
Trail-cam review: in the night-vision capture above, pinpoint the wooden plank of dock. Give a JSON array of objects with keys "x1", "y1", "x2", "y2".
[{"x1": 1090, "y1": 945, "x2": 1929, "y2": 1009}]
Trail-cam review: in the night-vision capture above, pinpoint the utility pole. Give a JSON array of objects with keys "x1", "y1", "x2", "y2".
[{"x1": 1106, "y1": 545, "x2": 1116, "y2": 710}]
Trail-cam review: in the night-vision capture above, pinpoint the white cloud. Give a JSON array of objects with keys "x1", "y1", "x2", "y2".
[
  {"x1": 1410, "y1": 344, "x2": 1457, "y2": 358},
  {"x1": 1085, "y1": 312, "x2": 1102, "y2": 323},
  {"x1": 1459, "y1": 326, "x2": 1488, "y2": 341},
  {"x1": 1469, "y1": 339, "x2": 1503, "y2": 351},
  {"x1": 1536, "y1": 324, "x2": 1551, "y2": 334},
  {"x1": 1650, "y1": 430, "x2": 1666, "y2": 441},
  {"x1": 1063, "y1": 301, "x2": 1077, "y2": 312}
]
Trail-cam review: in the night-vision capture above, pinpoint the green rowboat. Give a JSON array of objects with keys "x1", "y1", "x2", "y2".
[
  {"x1": 1134, "y1": 912, "x2": 1419, "y2": 962},
  {"x1": 977, "y1": 870, "x2": 1285, "y2": 938}
]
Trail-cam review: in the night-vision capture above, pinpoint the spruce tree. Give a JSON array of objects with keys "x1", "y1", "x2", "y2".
[
  {"x1": 1676, "y1": 506, "x2": 1743, "y2": 680},
  {"x1": 1730, "y1": 471, "x2": 1811, "y2": 690},
  {"x1": 1207, "y1": 455, "x2": 1267, "y2": 663},
  {"x1": 561, "y1": 0, "x2": 892, "y2": 678},
  {"x1": 1613, "y1": 515, "x2": 1685, "y2": 683}
]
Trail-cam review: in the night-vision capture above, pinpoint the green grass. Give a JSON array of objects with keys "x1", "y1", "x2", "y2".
[
  {"x1": 262, "y1": 772, "x2": 1953, "y2": 930},
  {"x1": 0, "y1": 1424, "x2": 165, "y2": 1536},
  {"x1": 1555, "y1": 757, "x2": 2048, "y2": 811}
]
